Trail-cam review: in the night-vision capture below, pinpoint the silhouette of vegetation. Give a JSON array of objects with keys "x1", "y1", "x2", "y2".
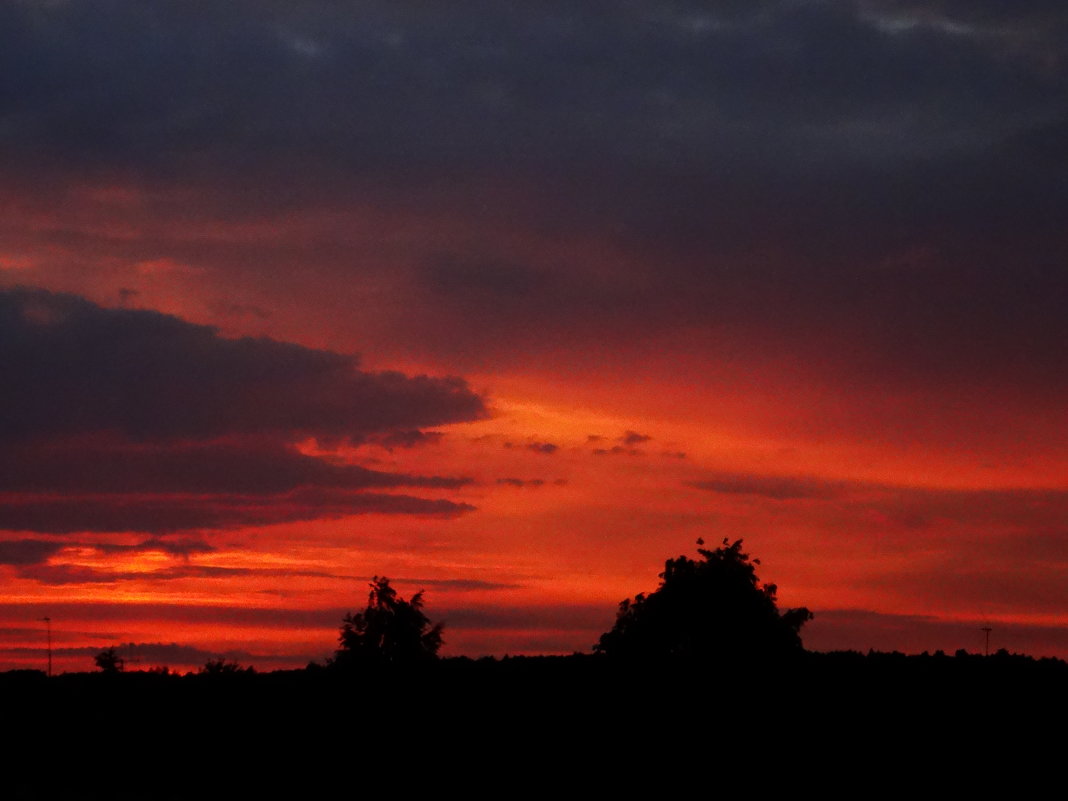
[
  {"x1": 595, "y1": 538, "x2": 812, "y2": 662},
  {"x1": 200, "y1": 657, "x2": 253, "y2": 675},
  {"x1": 333, "y1": 576, "x2": 444, "y2": 668},
  {"x1": 94, "y1": 646, "x2": 125, "y2": 673},
  {"x1": 12, "y1": 557, "x2": 1067, "y2": 801}
]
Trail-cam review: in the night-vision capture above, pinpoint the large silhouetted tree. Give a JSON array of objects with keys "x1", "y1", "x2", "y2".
[
  {"x1": 333, "y1": 577, "x2": 444, "y2": 669},
  {"x1": 595, "y1": 539, "x2": 812, "y2": 663}
]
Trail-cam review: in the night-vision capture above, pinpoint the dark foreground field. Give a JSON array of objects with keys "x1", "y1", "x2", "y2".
[{"x1": 5, "y1": 651, "x2": 1065, "y2": 798}]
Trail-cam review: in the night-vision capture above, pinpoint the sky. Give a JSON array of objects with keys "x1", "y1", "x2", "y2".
[{"x1": 2, "y1": 0, "x2": 1067, "y2": 672}]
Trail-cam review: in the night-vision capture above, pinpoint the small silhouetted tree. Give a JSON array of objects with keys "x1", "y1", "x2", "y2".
[
  {"x1": 334, "y1": 577, "x2": 444, "y2": 669},
  {"x1": 595, "y1": 538, "x2": 812, "y2": 663},
  {"x1": 94, "y1": 646, "x2": 125, "y2": 673},
  {"x1": 200, "y1": 658, "x2": 253, "y2": 676}
]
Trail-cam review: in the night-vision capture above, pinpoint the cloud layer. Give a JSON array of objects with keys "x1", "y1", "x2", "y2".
[
  {"x1": 1, "y1": 287, "x2": 485, "y2": 442},
  {"x1": 2, "y1": 0, "x2": 1064, "y2": 428},
  {"x1": 0, "y1": 288, "x2": 482, "y2": 534}
]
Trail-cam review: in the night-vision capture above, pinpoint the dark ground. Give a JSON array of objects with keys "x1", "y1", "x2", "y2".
[{"x1": 4, "y1": 650, "x2": 1063, "y2": 798}]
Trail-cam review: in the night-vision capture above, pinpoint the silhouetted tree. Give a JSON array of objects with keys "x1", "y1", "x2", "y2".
[
  {"x1": 595, "y1": 538, "x2": 812, "y2": 663},
  {"x1": 94, "y1": 646, "x2": 125, "y2": 673},
  {"x1": 334, "y1": 577, "x2": 444, "y2": 669}
]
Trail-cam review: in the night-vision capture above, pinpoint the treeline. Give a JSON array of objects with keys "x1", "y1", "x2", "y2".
[
  {"x1": 7, "y1": 648, "x2": 1068, "y2": 744},
  {"x1": 7, "y1": 644, "x2": 1068, "y2": 688},
  {"x1": 7, "y1": 647, "x2": 1068, "y2": 726}
]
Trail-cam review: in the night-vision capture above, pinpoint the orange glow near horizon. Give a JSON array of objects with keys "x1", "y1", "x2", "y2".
[{"x1": 4, "y1": 370, "x2": 1067, "y2": 671}]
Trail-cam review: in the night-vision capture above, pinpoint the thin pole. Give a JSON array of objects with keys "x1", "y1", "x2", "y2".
[{"x1": 981, "y1": 626, "x2": 992, "y2": 657}]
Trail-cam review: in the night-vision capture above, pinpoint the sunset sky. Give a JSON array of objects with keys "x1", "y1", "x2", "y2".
[{"x1": 2, "y1": 0, "x2": 1067, "y2": 672}]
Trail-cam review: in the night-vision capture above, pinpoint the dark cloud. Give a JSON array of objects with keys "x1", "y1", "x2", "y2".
[
  {"x1": 689, "y1": 471, "x2": 1068, "y2": 620},
  {"x1": 690, "y1": 472, "x2": 847, "y2": 500},
  {"x1": 0, "y1": 287, "x2": 485, "y2": 443},
  {"x1": 497, "y1": 478, "x2": 567, "y2": 488},
  {"x1": 94, "y1": 538, "x2": 216, "y2": 558},
  {"x1": 496, "y1": 477, "x2": 567, "y2": 488},
  {"x1": 1, "y1": 1, "x2": 1066, "y2": 405},
  {"x1": 423, "y1": 254, "x2": 549, "y2": 300},
  {"x1": 0, "y1": 598, "x2": 610, "y2": 634},
  {"x1": 16, "y1": 563, "x2": 341, "y2": 586},
  {"x1": 590, "y1": 430, "x2": 653, "y2": 457},
  {"x1": 0, "y1": 600, "x2": 614, "y2": 656},
  {"x1": 0, "y1": 490, "x2": 474, "y2": 534},
  {"x1": 107, "y1": 642, "x2": 247, "y2": 667},
  {"x1": 0, "y1": 436, "x2": 470, "y2": 496},
  {"x1": 0, "y1": 601, "x2": 343, "y2": 629},
  {"x1": 0, "y1": 536, "x2": 214, "y2": 566},
  {"x1": 0, "y1": 434, "x2": 474, "y2": 534},
  {"x1": 4, "y1": 0, "x2": 1062, "y2": 180},
  {"x1": 592, "y1": 447, "x2": 643, "y2": 457},
  {"x1": 367, "y1": 429, "x2": 445, "y2": 451},
  {"x1": 0, "y1": 626, "x2": 118, "y2": 643},
  {"x1": 856, "y1": 486, "x2": 1068, "y2": 531},
  {"x1": 859, "y1": 531, "x2": 1068, "y2": 614},
  {"x1": 0, "y1": 539, "x2": 67, "y2": 566},
  {"x1": 526, "y1": 443, "x2": 559, "y2": 455},
  {"x1": 497, "y1": 478, "x2": 546, "y2": 488},
  {"x1": 689, "y1": 471, "x2": 1068, "y2": 526},
  {"x1": 0, "y1": 288, "x2": 482, "y2": 534}
]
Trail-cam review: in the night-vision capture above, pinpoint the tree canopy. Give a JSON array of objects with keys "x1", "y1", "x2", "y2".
[
  {"x1": 333, "y1": 577, "x2": 444, "y2": 669},
  {"x1": 595, "y1": 539, "x2": 812, "y2": 663}
]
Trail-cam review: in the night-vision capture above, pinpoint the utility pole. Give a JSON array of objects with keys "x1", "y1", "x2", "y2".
[
  {"x1": 39, "y1": 617, "x2": 52, "y2": 677},
  {"x1": 981, "y1": 625, "x2": 992, "y2": 657}
]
